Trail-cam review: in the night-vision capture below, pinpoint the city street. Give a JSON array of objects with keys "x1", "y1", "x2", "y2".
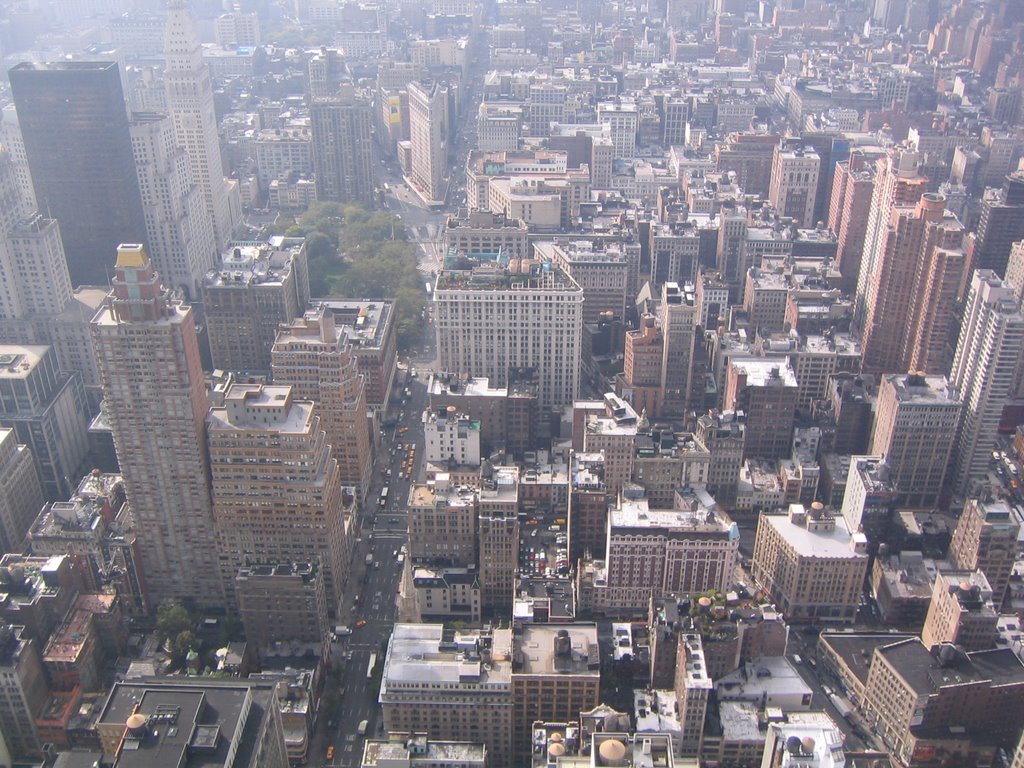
[{"x1": 310, "y1": 294, "x2": 436, "y2": 768}]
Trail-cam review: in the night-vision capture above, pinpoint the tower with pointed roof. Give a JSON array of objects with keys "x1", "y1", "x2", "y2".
[
  {"x1": 163, "y1": 0, "x2": 236, "y2": 246},
  {"x1": 91, "y1": 244, "x2": 224, "y2": 608}
]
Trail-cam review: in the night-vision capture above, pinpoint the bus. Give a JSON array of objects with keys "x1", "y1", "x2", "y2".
[
  {"x1": 379, "y1": 486, "x2": 389, "y2": 507},
  {"x1": 367, "y1": 652, "x2": 377, "y2": 680},
  {"x1": 425, "y1": 281, "x2": 433, "y2": 296}
]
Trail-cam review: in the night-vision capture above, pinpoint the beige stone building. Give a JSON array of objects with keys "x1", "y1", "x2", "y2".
[
  {"x1": 948, "y1": 497, "x2": 1020, "y2": 607},
  {"x1": 869, "y1": 373, "x2": 961, "y2": 508},
  {"x1": 477, "y1": 465, "x2": 519, "y2": 612},
  {"x1": 407, "y1": 478, "x2": 478, "y2": 566},
  {"x1": 272, "y1": 305, "x2": 373, "y2": 502},
  {"x1": 511, "y1": 624, "x2": 600, "y2": 759},
  {"x1": 751, "y1": 503, "x2": 868, "y2": 624},
  {"x1": 381, "y1": 624, "x2": 513, "y2": 767},
  {"x1": 862, "y1": 638, "x2": 1024, "y2": 766},
  {"x1": 208, "y1": 383, "x2": 353, "y2": 614},
  {"x1": 399, "y1": 565, "x2": 481, "y2": 623},
  {"x1": 0, "y1": 428, "x2": 43, "y2": 555},
  {"x1": 920, "y1": 568, "x2": 998, "y2": 651}
]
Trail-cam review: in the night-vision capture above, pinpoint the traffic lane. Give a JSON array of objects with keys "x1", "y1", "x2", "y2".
[{"x1": 789, "y1": 650, "x2": 871, "y2": 751}]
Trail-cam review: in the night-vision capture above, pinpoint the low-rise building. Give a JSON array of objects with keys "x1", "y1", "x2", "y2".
[
  {"x1": 870, "y1": 550, "x2": 937, "y2": 628},
  {"x1": 95, "y1": 678, "x2": 289, "y2": 768},
  {"x1": 362, "y1": 734, "x2": 487, "y2": 768},
  {"x1": 407, "y1": 479, "x2": 478, "y2": 566},
  {"x1": 511, "y1": 624, "x2": 601, "y2": 759},
  {"x1": 589, "y1": 488, "x2": 739, "y2": 616},
  {"x1": 921, "y1": 569, "x2": 998, "y2": 651},
  {"x1": 381, "y1": 625, "x2": 514, "y2": 768},
  {"x1": 424, "y1": 409, "x2": 481, "y2": 467},
  {"x1": 715, "y1": 656, "x2": 813, "y2": 711},
  {"x1": 444, "y1": 210, "x2": 530, "y2": 260},
  {"x1": 401, "y1": 566, "x2": 481, "y2": 623},
  {"x1": 862, "y1": 638, "x2": 1024, "y2": 766},
  {"x1": 761, "y1": 711, "x2": 845, "y2": 768},
  {"x1": 235, "y1": 562, "x2": 330, "y2": 659},
  {"x1": 751, "y1": 503, "x2": 869, "y2": 624}
]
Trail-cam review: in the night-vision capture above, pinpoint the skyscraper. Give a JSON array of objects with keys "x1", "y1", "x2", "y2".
[
  {"x1": 969, "y1": 171, "x2": 1024, "y2": 277},
  {"x1": 311, "y1": 87, "x2": 376, "y2": 205},
  {"x1": 129, "y1": 111, "x2": 217, "y2": 299},
  {"x1": 208, "y1": 383, "x2": 352, "y2": 613},
  {"x1": 768, "y1": 144, "x2": 820, "y2": 227},
  {"x1": 433, "y1": 257, "x2": 584, "y2": 408},
  {"x1": 92, "y1": 244, "x2": 223, "y2": 609},
  {"x1": 828, "y1": 152, "x2": 877, "y2": 293},
  {"x1": 660, "y1": 281, "x2": 697, "y2": 416},
  {"x1": 164, "y1": 0, "x2": 237, "y2": 245},
  {"x1": 869, "y1": 373, "x2": 960, "y2": 509},
  {"x1": 1, "y1": 213, "x2": 73, "y2": 319},
  {"x1": 9, "y1": 61, "x2": 148, "y2": 287},
  {"x1": 860, "y1": 193, "x2": 964, "y2": 374},
  {"x1": 854, "y1": 147, "x2": 928, "y2": 330},
  {"x1": 271, "y1": 306, "x2": 373, "y2": 502},
  {"x1": 408, "y1": 80, "x2": 449, "y2": 205},
  {"x1": 950, "y1": 270, "x2": 1024, "y2": 495}
]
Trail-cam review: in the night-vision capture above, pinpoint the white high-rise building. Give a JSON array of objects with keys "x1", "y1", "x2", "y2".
[
  {"x1": 768, "y1": 144, "x2": 820, "y2": 227},
  {"x1": 434, "y1": 258, "x2": 584, "y2": 408},
  {"x1": 164, "y1": 0, "x2": 238, "y2": 246},
  {"x1": 0, "y1": 153, "x2": 71, "y2": 320},
  {"x1": 92, "y1": 243, "x2": 224, "y2": 609},
  {"x1": 950, "y1": 270, "x2": 1024, "y2": 495},
  {"x1": 596, "y1": 101, "x2": 638, "y2": 159},
  {"x1": 130, "y1": 112, "x2": 217, "y2": 299},
  {"x1": 0, "y1": 105, "x2": 36, "y2": 214},
  {"x1": 5, "y1": 215, "x2": 73, "y2": 317},
  {"x1": 408, "y1": 80, "x2": 449, "y2": 205}
]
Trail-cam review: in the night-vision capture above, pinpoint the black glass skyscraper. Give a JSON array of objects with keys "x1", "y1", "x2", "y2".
[{"x1": 9, "y1": 61, "x2": 147, "y2": 288}]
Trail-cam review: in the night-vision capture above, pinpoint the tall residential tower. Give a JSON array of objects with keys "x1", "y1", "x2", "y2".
[{"x1": 92, "y1": 244, "x2": 223, "y2": 608}]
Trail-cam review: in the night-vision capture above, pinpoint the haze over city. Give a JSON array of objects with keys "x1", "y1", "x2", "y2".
[{"x1": 1, "y1": 0, "x2": 1024, "y2": 767}]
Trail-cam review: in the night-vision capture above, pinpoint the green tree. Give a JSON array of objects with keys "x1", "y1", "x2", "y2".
[
  {"x1": 173, "y1": 630, "x2": 198, "y2": 661},
  {"x1": 156, "y1": 602, "x2": 192, "y2": 644}
]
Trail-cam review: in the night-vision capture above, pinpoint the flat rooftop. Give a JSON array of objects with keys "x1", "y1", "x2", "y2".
[
  {"x1": 883, "y1": 373, "x2": 960, "y2": 406},
  {"x1": 819, "y1": 632, "x2": 915, "y2": 688},
  {"x1": 729, "y1": 357, "x2": 798, "y2": 388},
  {"x1": 0, "y1": 345, "x2": 47, "y2": 378},
  {"x1": 513, "y1": 623, "x2": 599, "y2": 676},
  {"x1": 878, "y1": 638, "x2": 1024, "y2": 695},
  {"x1": 99, "y1": 679, "x2": 277, "y2": 768},
  {"x1": 763, "y1": 512, "x2": 866, "y2": 560},
  {"x1": 611, "y1": 495, "x2": 736, "y2": 536},
  {"x1": 382, "y1": 624, "x2": 512, "y2": 690},
  {"x1": 363, "y1": 738, "x2": 486, "y2": 766}
]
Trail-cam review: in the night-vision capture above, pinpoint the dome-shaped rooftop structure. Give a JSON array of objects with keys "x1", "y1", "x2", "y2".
[{"x1": 598, "y1": 738, "x2": 627, "y2": 766}]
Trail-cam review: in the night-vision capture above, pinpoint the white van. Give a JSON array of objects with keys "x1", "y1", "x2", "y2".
[{"x1": 358, "y1": 719, "x2": 369, "y2": 736}]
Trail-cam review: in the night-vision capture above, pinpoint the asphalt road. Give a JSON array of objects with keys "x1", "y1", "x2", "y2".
[{"x1": 310, "y1": 53, "x2": 483, "y2": 768}]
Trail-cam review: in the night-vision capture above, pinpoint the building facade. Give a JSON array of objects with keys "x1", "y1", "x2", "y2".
[
  {"x1": 9, "y1": 62, "x2": 148, "y2": 287},
  {"x1": 208, "y1": 383, "x2": 352, "y2": 614},
  {"x1": 91, "y1": 244, "x2": 223, "y2": 608},
  {"x1": 751, "y1": 503, "x2": 869, "y2": 624},
  {"x1": 272, "y1": 306, "x2": 373, "y2": 501},
  {"x1": 434, "y1": 259, "x2": 584, "y2": 409}
]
